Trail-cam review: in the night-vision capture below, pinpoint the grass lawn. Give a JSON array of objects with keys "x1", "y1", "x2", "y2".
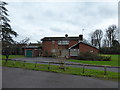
[
  {"x1": 1, "y1": 60, "x2": 119, "y2": 81},
  {"x1": 1, "y1": 55, "x2": 25, "y2": 60},
  {"x1": 0, "y1": 55, "x2": 25, "y2": 66},
  {"x1": 68, "y1": 55, "x2": 120, "y2": 67}
]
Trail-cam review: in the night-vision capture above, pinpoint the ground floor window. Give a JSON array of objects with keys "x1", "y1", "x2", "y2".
[{"x1": 70, "y1": 49, "x2": 79, "y2": 56}]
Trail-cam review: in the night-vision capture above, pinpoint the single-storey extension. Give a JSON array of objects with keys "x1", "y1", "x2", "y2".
[{"x1": 23, "y1": 46, "x2": 40, "y2": 57}]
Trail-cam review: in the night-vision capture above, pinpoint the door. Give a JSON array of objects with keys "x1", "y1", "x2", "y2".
[
  {"x1": 26, "y1": 50, "x2": 33, "y2": 57},
  {"x1": 61, "y1": 49, "x2": 69, "y2": 57}
]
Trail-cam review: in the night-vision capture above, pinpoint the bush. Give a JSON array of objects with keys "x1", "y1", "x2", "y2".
[
  {"x1": 77, "y1": 52, "x2": 111, "y2": 61},
  {"x1": 100, "y1": 46, "x2": 120, "y2": 54}
]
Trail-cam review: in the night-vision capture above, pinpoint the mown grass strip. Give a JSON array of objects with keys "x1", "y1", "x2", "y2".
[
  {"x1": 1, "y1": 55, "x2": 25, "y2": 60},
  {"x1": 1, "y1": 60, "x2": 119, "y2": 81}
]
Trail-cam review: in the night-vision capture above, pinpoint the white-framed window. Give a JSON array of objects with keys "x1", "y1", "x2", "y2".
[
  {"x1": 70, "y1": 49, "x2": 79, "y2": 56},
  {"x1": 58, "y1": 40, "x2": 69, "y2": 45},
  {"x1": 52, "y1": 40, "x2": 55, "y2": 44},
  {"x1": 90, "y1": 50, "x2": 94, "y2": 53}
]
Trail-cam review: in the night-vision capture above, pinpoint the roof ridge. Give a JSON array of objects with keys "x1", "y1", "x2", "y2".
[
  {"x1": 69, "y1": 41, "x2": 98, "y2": 49},
  {"x1": 41, "y1": 37, "x2": 81, "y2": 41}
]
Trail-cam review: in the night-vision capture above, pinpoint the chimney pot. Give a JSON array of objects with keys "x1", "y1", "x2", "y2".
[
  {"x1": 79, "y1": 34, "x2": 83, "y2": 41},
  {"x1": 65, "y1": 34, "x2": 68, "y2": 37}
]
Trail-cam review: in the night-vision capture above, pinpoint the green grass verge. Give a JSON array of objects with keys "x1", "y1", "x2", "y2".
[
  {"x1": 0, "y1": 60, "x2": 2, "y2": 66},
  {"x1": 0, "y1": 55, "x2": 25, "y2": 66},
  {"x1": 1, "y1": 60, "x2": 119, "y2": 81},
  {"x1": 1, "y1": 55, "x2": 25, "y2": 60},
  {"x1": 68, "y1": 55, "x2": 119, "y2": 67}
]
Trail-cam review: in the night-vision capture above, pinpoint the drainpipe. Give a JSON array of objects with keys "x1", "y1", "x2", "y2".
[{"x1": 68, "y1": 48, "x2": 70, "y2": 58}]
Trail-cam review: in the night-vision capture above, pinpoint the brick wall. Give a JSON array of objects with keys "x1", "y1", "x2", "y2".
[
  {"x1": 42, "y1": 40, "x2": 63, "y2": 56},
  {"x1": 42, "y1": 40, "x2": 99, "y2": 56},
  {"x1": 69, "y1": 40, "x2": 78, "y2": 47},
  {"x1": 79, "y1": 43, "x2": 99, "y2": 54},
  {"x1": 42, "y1": 40, "x2": 79, "y2": 56},
  {"x1": 33, "y1": 49, "x2": 39, "y2": 57},
  {"x1": 42, "y1": 41, "x2": 52, "y2": 56}
]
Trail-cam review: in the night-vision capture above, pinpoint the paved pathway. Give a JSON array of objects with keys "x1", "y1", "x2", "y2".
[
  {"x1": 13, "y1": 57, "x2": 119, "y2": 72},
  {"x1": 2, "y1": 67, "x2": 119, "y2": 88}
]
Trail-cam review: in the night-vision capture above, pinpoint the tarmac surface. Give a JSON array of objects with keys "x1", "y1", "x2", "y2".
[
  {"x1": 2, "y1": 67, "x2": 119, "y2": 88},
  {"x1": 13, "y1": 57, "x2": 119, "y2": 72},
  {"x1": 0, "y1": 66, "x2": 2, "y2": 90}
]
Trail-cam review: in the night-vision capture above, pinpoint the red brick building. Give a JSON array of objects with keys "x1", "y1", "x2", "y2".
[
  {"x1": 24, "y1": 46, "x2": 40, "y2": 57},
  {"x1": 41, "y1": 34, "x2": 99, "y2": 58}
]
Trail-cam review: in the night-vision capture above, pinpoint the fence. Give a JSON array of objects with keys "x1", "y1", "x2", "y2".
[{"x1": 2, "y1": 59, "x2": 120, "y2": 75}]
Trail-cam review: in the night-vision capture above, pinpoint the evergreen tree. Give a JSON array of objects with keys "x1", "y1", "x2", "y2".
[{"x1": 0, "y1": 1, "x2": 18, "y2": 60}]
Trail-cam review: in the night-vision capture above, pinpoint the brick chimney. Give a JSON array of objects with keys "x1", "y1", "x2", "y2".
[{"x1": 79, "y1": 34, "x2": 83, "y2": 41}]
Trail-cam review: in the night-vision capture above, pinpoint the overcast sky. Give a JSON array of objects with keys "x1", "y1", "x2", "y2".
[{"x1": 4, "y1": 0, "x2": 118, "y2": 43}]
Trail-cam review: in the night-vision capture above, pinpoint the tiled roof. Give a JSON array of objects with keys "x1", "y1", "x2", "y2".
[
  {"x1": 41, "y1": 37, "x2": 81, "y2": 41},
  {"x1": 69, "y1": 41, "x2": 98, "y2": 49},
  {"x1": 22, "y1": 46, "x2": 39, "y2": 49}
]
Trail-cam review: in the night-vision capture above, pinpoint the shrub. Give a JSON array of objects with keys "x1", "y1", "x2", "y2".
[
  {"x1": 51, "y1": 53, "x2": 57, "y2": 57},
  {"x1": 77, "y1": 52, "x2": 111, "y2": 61},
  {"x1": 100, "y1": 46, "x2": 120, "y2": 54}
]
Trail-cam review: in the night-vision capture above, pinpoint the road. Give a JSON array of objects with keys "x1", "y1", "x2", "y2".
[
  {"x1": 2, "y1": 67, "x2": 118, "y2": 88},
  {"x1": 13, "y1": 57, "x2": 119, "y2": 72},
  {"x1": 0, "y1": 66, "x2": 2, "y2": 90}
]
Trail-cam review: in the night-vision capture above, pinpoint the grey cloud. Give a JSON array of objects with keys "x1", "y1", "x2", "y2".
[
  {"x1": 50, "y1": 27, "x2": 67, "y2": 33},
  {"x1": 76, "y1": 2, "x2": 117, "y2": 23},
  {"x1": 7, "y1": 2, "x2": 117, "y2": 43},
  {"x1": 43, "y1": 10, "x2": 55, "y2": 17}
]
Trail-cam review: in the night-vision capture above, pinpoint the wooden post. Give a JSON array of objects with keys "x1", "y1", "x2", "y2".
[
  {"x1": 23, "y1": 61, "x2": 25, "y2": 67},
  {"x1": 63, "y1": 62, "x2": 66, "y2": 71},
  {"x1": 48, "y1": 62, "x2": 50, "y2": 70},
  {"x1": 12, "y1": 60, "x2": 15, "y2": 66},
  {"x1": 82, "y1": 65, "x2": 85, "y2": 73},
  {"x1": 104, "y1": 66, "x2": 107, "y2": 75},
  {"x1": 34, "y1": 61, "x2": 37, "y2": 68},
  {"x1": 58, "y1": 57, "x2": 66, "y2": 71}
]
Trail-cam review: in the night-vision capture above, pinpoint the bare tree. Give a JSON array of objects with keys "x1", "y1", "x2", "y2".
[
  {"x1": 102, "y1": 38, "x2": 108, "y2": 47},
  {"x1": 19, "y1": 37, "x2": 30, "y2": 44},
  {"x1": 16, "y1": 37, "x2": 30, "y2": 54},
  {"x1": 91, "y1": 29, "x2": 103, "y2": 48},
  {"x1": 105, "y1": 25, "x2": 117, "y2": 47},
  {"x1": 10, "y1": 37, "x2": 30, "y2": 55}
]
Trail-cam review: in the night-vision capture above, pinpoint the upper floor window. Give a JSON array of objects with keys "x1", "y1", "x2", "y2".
[
  {"x1": 52, "y1": 40, "x2": 55, "y2": 44},
  {"x1": 58, "y1": 40, "x2": 69, "y2": 45}
]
